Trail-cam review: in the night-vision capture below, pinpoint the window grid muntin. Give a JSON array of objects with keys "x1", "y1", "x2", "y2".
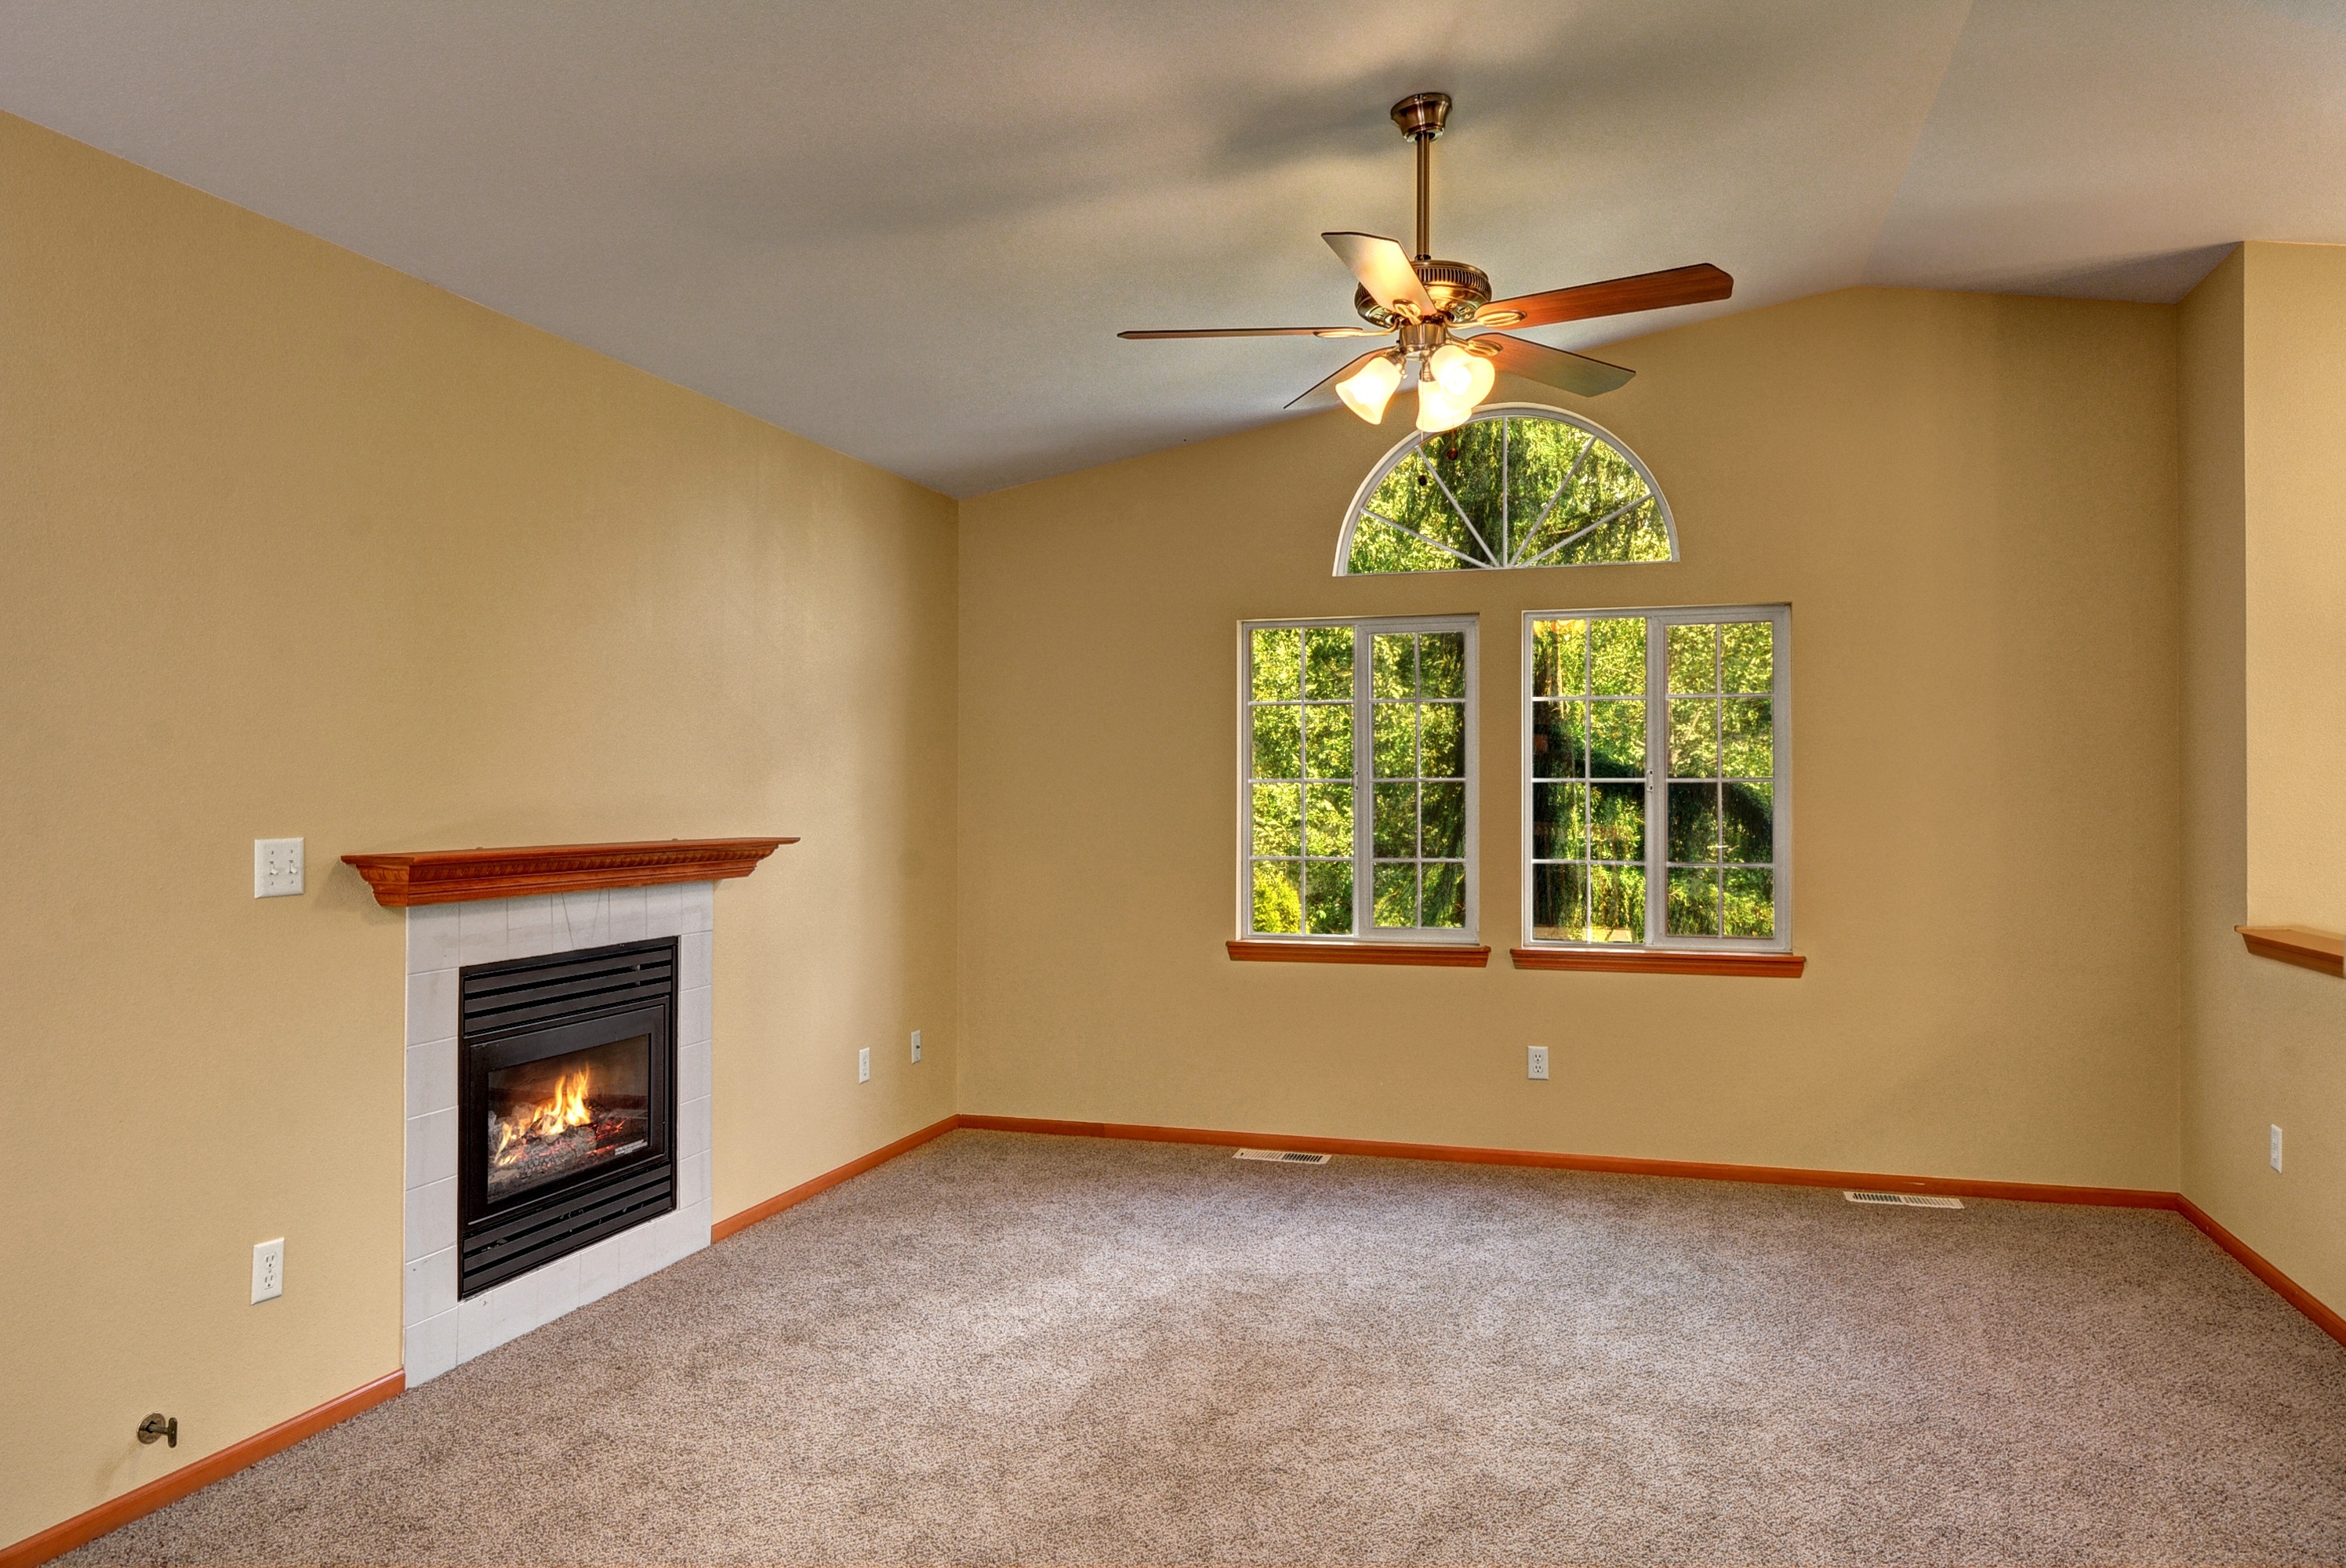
[
  {"x1": 1240, "y1": 615, "x2": 1477, "y2": 943},
  {"x1": 1523, "y1": 604, "x2": 1790, "y2": 952},
  {"x1": 1335, "y1": 404, "x2": 1679, "y2": 577}
]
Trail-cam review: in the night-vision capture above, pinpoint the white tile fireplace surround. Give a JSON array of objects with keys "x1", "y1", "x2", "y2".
[{"x1": 401, "y1": 883, "x2": 714, "y2": 1385}]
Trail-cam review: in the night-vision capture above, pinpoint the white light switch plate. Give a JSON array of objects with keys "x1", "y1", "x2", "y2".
[
  {"x1": 1527, "y1": 1046, "x2": 1550, "y2": 1081},
  {"x1": 910, "y1": 1029, "x2": 922, "y2": 1064},
  {"x1": 253, "y1": 838, "x2": 304, "y2": 898},
  {"x1": 2271, "y1": 1124, "x2": 2284, "y2": 1173},
  {"x1": 858, "y1": 1047, "x2": 871, "y2": 1083},
  {"x1": 252, "y1": 1238, "x2": 284, "y2": 1303}
]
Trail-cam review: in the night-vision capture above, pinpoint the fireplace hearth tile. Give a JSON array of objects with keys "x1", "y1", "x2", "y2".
[
  {"x1": 403, "y1": 1247, "x2": 456, "y2": 1327},
  {"x1": 644, "y1": 880, "x2": 682, "y2": 931},
  {"x1": 505, "y1": 895, "x2": 559, "y2": 958},
  {"x1": 681, "y1": 929, "x2": 714, "y2": 984},
  {"x1": 458, "y1": 899, "x2": 509, "y2": 964},
  {"x1": 407, "y1": 903, "x2": 460, "y2": 974},
  {"x1": 406, "y1": 1040, "x2": 457, "y2": 1119},
  {"x1": 534, "y1": 1254, "x2": 582, "y2": 1327},
  {"x1": 403, "y1": 1309, "x2": 457, "y2": 1385},
  {"x1": 607, "y1": 884, "x2": 648, "y2": 942},
  {"x1": 556, "y1": 889, "x2": 608, "y2": 949},
  {"x1": 454, "y1": 1292, "x2": 498, "y2": 1362},
  {"x1": 405, "y1": 1106, "x2": 457, "y2": 1190},
  {"x1": 681, "y1": 1147, "x2": 711, "y2": 1209},
  {"x1": 576, "y1": 1235, "x2": 623, "y2": 1307},
  {"x1": 404, "y1": 967, "x2": 459, "y2": 1047},
  {"x1": 680, "y1": 1040, "x2": 710, "y2": 1102},
  {"x1": 680, "y1": 1096, "x2": 710, "y2": 1161},
  {"x1": 680, "y1": 985, "x2": 712, "y2": 1048},
  {"x1": 404, "y1": 1176, "x2": 456, "y2": 1263},
  {"x1": 618, "y1": 1210, "x2": 672, "y2": 1280}
]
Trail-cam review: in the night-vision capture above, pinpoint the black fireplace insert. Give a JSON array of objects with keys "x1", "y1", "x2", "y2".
[{"x1": 458, "y1": 937, "x2": 677, "y2": 1298}]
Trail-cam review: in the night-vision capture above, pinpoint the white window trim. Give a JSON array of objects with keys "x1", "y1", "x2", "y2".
[
  {"x1": 1332, "y1": 403, "x2": 1680, "y2": 577},
  {"x1": 1237, "y1": 614, "x2": 1480, "y2": 945},
  {"x1": 1517, "y1": 604, "x2": 1793, "y2": 953}
]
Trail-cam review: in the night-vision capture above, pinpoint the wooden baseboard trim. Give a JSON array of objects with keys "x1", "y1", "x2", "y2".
[
  {"x1": 2, "y1": 1369, "x2": 403, "y2": 1568},
  {"x1": 2177, "y1": 1197, "x2": 2346, "y2": 1349},
  {"x1": 957, "y1": 1115, "x2": 2173, "y2": 1207},
  {"x1": 710, "y1": 1114, "x2": 960, "y2": 1242}
]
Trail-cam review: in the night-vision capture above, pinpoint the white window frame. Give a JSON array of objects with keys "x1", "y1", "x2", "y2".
[
  {"x1": 1518, "y1": 604, "x2": 1792, "y2": 953},
  {"x1": 1237, "y1": 614, "x2": 1480, "y2": 946}
]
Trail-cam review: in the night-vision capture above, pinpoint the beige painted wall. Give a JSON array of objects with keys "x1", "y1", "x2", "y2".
[
  {"x1": 0, "y1": 111, "x2": 957, "y2": 1546},
  {"x1": 2179, "y1": 244, "x2": 2346, "y2": 1318},
  {"x1": 960, "y1": 288, "x2": 2182, "y2": 1190},
  {"x1": 2242, "y1": 243, "x2": 2346, "y2": 931}
]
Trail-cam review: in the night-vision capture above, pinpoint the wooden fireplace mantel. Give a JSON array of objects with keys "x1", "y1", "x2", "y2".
[{"x1": 343, "y1": 837, "x2": 795, "y2": 907}]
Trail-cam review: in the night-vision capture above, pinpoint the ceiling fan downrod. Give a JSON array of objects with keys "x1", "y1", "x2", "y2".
[{"x1": 1390, "y1": 92, "x2": 1451, "y2": 262}]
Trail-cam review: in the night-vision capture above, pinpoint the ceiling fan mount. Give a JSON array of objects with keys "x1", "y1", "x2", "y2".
[{"x1": 1119, "y1": 92, "x2": 1734, "y2": 430}]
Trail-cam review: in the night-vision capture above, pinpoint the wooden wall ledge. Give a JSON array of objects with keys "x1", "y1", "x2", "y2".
[
  {"x1": 343, "y1": 837, "x2": 794, "y2": 907},
  {"x1": 1512, "y1": 946, "x2": 1806, "y2": 978},
  {"x1": 2236, "y1": 924, "x2": 2344, "y2": 977},
  {"x1": 1227, "y1": 939, "x2": 1491, "y2": 967}
]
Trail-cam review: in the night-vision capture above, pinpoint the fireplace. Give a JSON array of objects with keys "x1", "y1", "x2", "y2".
[{"x1": 459, "y1": 938, "x2": 677, "y2": 1298}]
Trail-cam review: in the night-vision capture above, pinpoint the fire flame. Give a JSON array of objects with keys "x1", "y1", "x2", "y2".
[{"x1": 492, "y1": 1068, "x2": 595, "y2": 1167}]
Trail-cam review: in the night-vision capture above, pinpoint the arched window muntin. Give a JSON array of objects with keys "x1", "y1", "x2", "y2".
[{"x1": 1333, "y1": 403, "x2": 1679, "y2": 577}]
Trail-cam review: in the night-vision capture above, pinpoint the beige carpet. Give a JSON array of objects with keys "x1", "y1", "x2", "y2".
[{"x1": 66, "y1": 1130, "x2": 2346, "y2": 1566}]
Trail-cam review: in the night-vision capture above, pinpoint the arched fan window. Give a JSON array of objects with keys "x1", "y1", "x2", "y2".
[{"x1": 1335, "y1": 405, "x2": 1676, "y2": 575}]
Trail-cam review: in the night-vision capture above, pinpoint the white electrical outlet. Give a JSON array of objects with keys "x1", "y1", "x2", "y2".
[
  {"x1": 858, "y1": 1047, "x2": 871, "y2": 1083},
  {"x1": 1527, "y1": 1046, "x2": 1549, "y2": 1081},
  {"x1": 251, "y1": 1238, "x2": 284, "y2": 1303},
  {"x1": 252, "y1": 838, "x2": 304, "y2": 898},
  {"x1": 910, "y1": 1029, "x2": 922, "y2": 1064},
  {"x1": 2271, "y1": 1124, "x2": 2284, "y2": 1173}
]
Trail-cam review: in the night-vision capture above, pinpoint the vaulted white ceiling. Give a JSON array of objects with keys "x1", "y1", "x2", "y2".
[{"x1": 4, "y1": 1, "x2": 2343, "y2": 495}]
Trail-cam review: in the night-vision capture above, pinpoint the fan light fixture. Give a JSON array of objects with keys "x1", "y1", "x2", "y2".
[
  {"x1": 1336, "y1": 354, "x2": 1404, "y2": 423},
  {"x1": 1118, "y1": 94, "x2": 1736, "y2": 423}
]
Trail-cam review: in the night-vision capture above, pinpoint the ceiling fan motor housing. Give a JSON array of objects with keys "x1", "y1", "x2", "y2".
[{"x1": 1354, "y1": 259, "x2": 1492, "y2": 328}]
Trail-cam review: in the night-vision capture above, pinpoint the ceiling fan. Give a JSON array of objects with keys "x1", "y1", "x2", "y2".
[{"x1": 1120, "y1": 93, "x2": 1734, "y2": 432}]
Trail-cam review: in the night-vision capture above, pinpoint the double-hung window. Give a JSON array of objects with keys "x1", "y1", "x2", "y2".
[
  {"x1": 1524, "y1": 605, "x2": 1790, "y2": 949},
  {"x1": 1242, "y1": 616, "x2": 1477, "y2": 942}
]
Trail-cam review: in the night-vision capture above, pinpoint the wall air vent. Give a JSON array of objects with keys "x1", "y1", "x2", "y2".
[
  {"x1": 1845, "y1": 1190, "x2": 1965, "y2": 1209},
  {"x1": 1235, "y1": 1149, "x2": 1331, "y2": 1164}
]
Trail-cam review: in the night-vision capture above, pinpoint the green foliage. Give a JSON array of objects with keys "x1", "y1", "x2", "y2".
[
  {"x1": 1529, "y1": 614, "x2": 1777, "y2": 943},
  {"x1": 1251, "y1": 860, "x2": 1301, "y2": 933},
  {"x1": 1342, "y1": 413, "x2": 1673, "y2": 575}
]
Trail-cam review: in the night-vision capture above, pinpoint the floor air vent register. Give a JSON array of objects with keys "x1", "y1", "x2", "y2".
[
  {"x1": 459, "y1": 938, "x2": 679, "y2": 1298},
  {"x1": 1846, "y1": 1190, "x2": 1965, "y2": 1209},
  {"x1": 1235, "y1": 1149, "x2": 1331, "y2": 1164}
]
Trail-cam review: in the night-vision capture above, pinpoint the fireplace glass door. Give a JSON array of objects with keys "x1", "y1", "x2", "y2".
[
  {"x1": 485, "y1": 1032, "x2": 653, "y2": 1204},
  {"x1": 459, "y1": 938, "x2": 677, "y2": 1298}
]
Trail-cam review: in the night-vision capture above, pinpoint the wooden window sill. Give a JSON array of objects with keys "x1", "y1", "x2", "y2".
[
  {"x1": 1510, "y1": 946, "x2": 1806, "y2": 978},
  {"x1": 2236, "y1": 924, "x2": 2344, "y2": 978},
  {"x1": 1227, "y1": 940, "x2": 1491, "y2": 967}
]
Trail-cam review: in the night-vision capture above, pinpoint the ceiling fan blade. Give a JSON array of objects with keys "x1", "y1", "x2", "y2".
[
  {"x1": 1480, "y1": 263, "x2": 1733, "y2": 330},
  {"x1": 1468, "y1": 334, "x2": 1635, "y2": 397},
  {"x1": 1120, "y1": 326, "x2": 1385, "y2": 339},
  {"x1": 1286, "y1": 349, "x2": 1394, "y2": 410},
  {"x1": 1323, "y1": 233, "x2": 1436, "y2": 321}
]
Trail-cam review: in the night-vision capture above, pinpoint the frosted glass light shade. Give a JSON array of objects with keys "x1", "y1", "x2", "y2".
[
  {"x1": 1457, "y1": 353, "x2": 1495, "y2": 406},
  {"x1": 1335, "y1": 355, "x2": 1403, "y2": 423},
  {"x1": 1428, "y1": 344, "x2": 1474, "y2": 396},
  {"x1": 1415, "y1": 379, "x2": 1471, "y2": 432}
]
